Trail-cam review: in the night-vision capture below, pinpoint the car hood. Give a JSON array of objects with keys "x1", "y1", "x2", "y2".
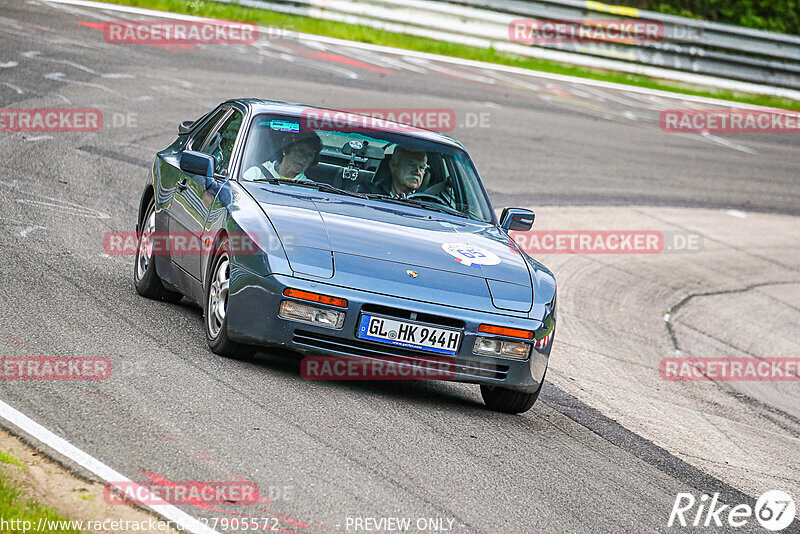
[{"x1": 245, "y1": 184, "x2": 532, "y2": 313}]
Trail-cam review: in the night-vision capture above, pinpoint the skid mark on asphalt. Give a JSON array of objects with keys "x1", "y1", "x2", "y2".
[
  {"x1": 44, "y1": 71, "x2": 152, "y2": 101},
  {"x1": 143, "y1": 74, "x2": 194, "y2": 89},
  {"x1": 16, "y1": 198, "x2": 111, "y2": 218},
  {"x1": 0, "y1": 178, "x2": 110, "y2": 219},
  {"x1": 22, "y1": 49, "x2": 97, "y2": 74},
  {"x1": 255, "y1": 47, "x2": 359, "y2": 80},
  {"x1": 306, "y1": 51, "x2": 393, "y2": 75},
  {"x1": 323, "y1": 45, "x2": 428, "y2": 73},
  {"x1": 0, "y1": 79, "x2": 72, "y2": 104},
  {"x1": 540, "y1": 385, "x2": 760, "y2": 510},
  {"x1": 405, "y1": 57, "x2": 495, "y2": 84},
  {"x1": 19, "y1": 225, "x2": 47, "y2": 237},
  {"x1": 0, "y1": 331, "x2": 25, "y2": 346},
  {"x1": 476, "y1": 68, "x2": 540, "y2": 91},
  {"x1": 188, "y1": 449, "x2": 213, "y2": 461},
  {"x1": 22, "y1": 49, "x2": 131, "y2": 80},
  {"x1": 78, "y1": 145, "x2": 149, "y2": 168},
  {"x1": 699, "y1": 132, "x2": 758, "y2": 153},
  {"x1": 254, "y1": 41, "x2": 362, "y2": 79},
  {"x1": 0, "y1": 81, "x2": 24, "y2": 94}
]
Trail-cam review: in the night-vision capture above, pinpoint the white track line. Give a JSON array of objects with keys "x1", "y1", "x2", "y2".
[
  {"x1": 0, "y1": 398, "x2": 220, "y2": 534},
  {"x1": 40, "y1": 0, "x2": 799, "y2": 110}
]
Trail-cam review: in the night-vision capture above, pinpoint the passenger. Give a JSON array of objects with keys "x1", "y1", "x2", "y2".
[
  {"x1": 364, "y1": 146, "x2": 428, "y2": 197},
  {"x1": 243, "y1": 131, "x2": 322, "y2": 181}
]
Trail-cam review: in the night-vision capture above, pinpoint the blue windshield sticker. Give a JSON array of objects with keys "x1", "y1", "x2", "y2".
[{"x1": 269, "y1": 120, "x2": 300, "y2": 133}]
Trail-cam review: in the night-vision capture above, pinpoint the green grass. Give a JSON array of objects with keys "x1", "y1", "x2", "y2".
[
  {"x1": 94, "y1": 0, "x2": 800, "y2": 110},
  {"x1": 0, "y1": 450, "x2": 22, "y2": 467},
  {"x1": 0, "y1": 475, "x2": 82, "y2": 533}
]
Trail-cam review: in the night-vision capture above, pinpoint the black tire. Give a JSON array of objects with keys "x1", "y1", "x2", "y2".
[
  {"x1": 204, "y1": 238, "x2": 254, "y2": 360},
  {"x1": 481, "y1": 376, "x2": 545, "y2": 414},
  {"x1": 133, "y1": 198, "x2": 183, "y2": 303}
]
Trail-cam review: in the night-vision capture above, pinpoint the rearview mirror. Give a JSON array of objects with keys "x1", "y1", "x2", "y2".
[
  {"x1": 180, "y1": 151, "x2": 214, "y2": 178},
  {"x1": 342, "y1": 140, "x2": 385, "y2": 159},
  {"x1": 178, "y1": 120, "x2": 194, "y2": 135},
  {"x1": 500, "y1": 208, "x2": 535, "y2": 232}
]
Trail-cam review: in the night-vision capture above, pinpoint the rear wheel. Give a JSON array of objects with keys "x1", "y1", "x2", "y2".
[
  {"x1": 481, "y1": 377, "x2": 545, "y2": 414},
  {"x1": 133, "y1": 199, "x2": 182, "y2": 303},
  {"x1": 205, "y1": 239, "x2": 254, "y2": 360}
]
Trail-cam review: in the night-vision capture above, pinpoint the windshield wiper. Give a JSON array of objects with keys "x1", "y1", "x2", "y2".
[
  {"x1": 250, "y1": 179, "x2": 468, "y2": 217},
  {"x1": 251, "y1": 178, "x2": 368, "y2": 199},
  {"x1": 365, "y1": 194, "x2": 469, "y2": 218}
]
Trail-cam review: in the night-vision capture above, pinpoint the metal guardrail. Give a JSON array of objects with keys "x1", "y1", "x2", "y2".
[
  {"x1": 455, "y1": 0, "x2": 800, "y2": 89},
  {"x1": 223, "y1": 0, "x2": 800, "y2": 90}
]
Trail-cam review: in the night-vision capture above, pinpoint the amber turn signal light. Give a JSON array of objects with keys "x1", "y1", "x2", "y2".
[{"x1": 283, "y1": 288, "x2": 348, "y2": 308}]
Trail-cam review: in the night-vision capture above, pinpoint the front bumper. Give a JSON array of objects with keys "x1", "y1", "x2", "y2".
[{"x1": 226, "y1": 268, "x2": 553, "y2": 393}]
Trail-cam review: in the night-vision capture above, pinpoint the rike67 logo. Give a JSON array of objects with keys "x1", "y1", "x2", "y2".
[{"x1": 669, "y1": 490, "x2": 796, "y2": 531}]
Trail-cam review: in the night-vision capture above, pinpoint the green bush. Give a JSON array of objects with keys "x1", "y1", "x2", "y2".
[{"x1": 609, "y1": 0, "x2": 800, "y2": 35}]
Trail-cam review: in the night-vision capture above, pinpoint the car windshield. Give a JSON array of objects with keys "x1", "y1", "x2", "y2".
[{"x1": 239, "y1": 113, "x2": 495, "y2": 222}]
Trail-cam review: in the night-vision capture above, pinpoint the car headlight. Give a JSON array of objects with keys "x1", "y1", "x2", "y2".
[
  {"x1": 472, "y1": 337, "x2": 530, "y2": 359},
  {"x1": 279, "y1": 300, "x2": 345, "y2": 329}
]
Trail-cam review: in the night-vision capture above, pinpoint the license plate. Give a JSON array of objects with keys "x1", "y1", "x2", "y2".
[{"x1": 357, "y1": 314, "x2": 461, "y2": 355}]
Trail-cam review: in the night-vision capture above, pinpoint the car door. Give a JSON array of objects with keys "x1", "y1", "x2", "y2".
[{"x1": 169, "y1": 107, "x2": 243, "y2": 279}]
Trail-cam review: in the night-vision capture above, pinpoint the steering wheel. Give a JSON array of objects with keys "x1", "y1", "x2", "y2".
[{"x1": 407, "y1": 192, "x2": 449, "y2": 206}]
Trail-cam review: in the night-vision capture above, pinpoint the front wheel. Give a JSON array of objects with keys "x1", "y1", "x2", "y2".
[
  {"x1": 133, "y1": 199, "x2": 182, "y2": 303},
  {"x1": 204, "y1": 239, "x2": 254, "y2": 360},
  {"x1": 481, "y1": 377, "x2": 545, "y2": 414}
]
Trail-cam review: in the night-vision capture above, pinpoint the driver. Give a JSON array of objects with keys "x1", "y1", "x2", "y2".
[
  {"x1": 362, "y1": 146, "x2": 428, "y2": 197},
  {"x1": 389, "y1": 146, "x2": 428, "y2": 197},
  {"x1": 243, "y1": 131, "x2": 322, "y2": 182}
]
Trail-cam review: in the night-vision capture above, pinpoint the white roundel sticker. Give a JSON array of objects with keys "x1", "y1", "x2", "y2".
[
  {"x1": 755, "y1": 490, "x2": 796, "y2": 531},
  {"x1": 441, "y1": 242, "x2": 501, "y2": 267}
]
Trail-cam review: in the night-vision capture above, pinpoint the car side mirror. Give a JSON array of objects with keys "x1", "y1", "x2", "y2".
[
  {"x1": 500, "y1": 208, "x2": 535, "y2": 232},
  {"x1": 180, "y1": 151, "x2": 214, "y2": 178},
  {"x1": 178, "y1": 120, "x2": 194, "y2": 135}
]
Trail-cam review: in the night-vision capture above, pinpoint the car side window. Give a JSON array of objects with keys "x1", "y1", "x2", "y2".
[
  {"x1": 200, "y1": 110, "x2": 243, "y2": 177},
  {"x1": 188, "y1": 108, "x2": 227, "y2": 152}
]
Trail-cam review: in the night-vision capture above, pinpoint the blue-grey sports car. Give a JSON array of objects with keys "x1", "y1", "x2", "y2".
[{"x1": 134, "y1": 99, "x2": 556, "y2": 413}]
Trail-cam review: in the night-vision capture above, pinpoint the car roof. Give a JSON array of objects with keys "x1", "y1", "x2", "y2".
[{"x1": 226, "y1": 98, "x2": 465, "y2": 149}]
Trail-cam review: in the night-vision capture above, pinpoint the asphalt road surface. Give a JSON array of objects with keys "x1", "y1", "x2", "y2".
[{"x1": 1, "y1": 0, "x2": 799, "y2": 532}]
